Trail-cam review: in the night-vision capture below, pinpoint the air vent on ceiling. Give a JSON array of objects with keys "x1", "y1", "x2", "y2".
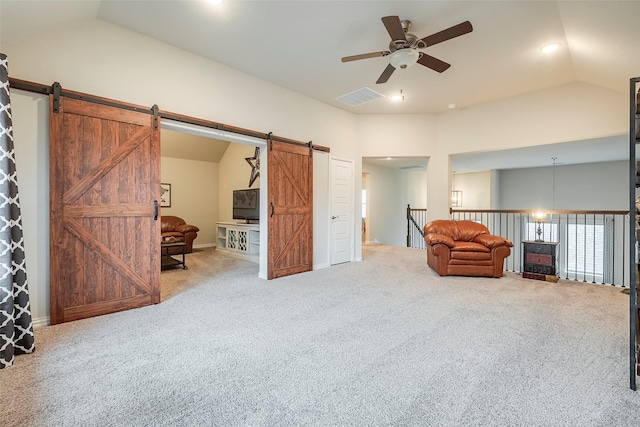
[{"x1": 336, "y1": 87, "x2": 384, "y2": 107}]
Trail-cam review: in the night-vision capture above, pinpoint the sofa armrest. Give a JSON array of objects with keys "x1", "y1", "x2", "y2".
[
  {"x1": 474, "y1": 234, "x2": 513, "y2": 248},
  {"x1": 175, "y1": 224, "x2": 200, "y2": 234},
  {"x1": 426, "y1": 233, "x2": 455, "y2": 248}
]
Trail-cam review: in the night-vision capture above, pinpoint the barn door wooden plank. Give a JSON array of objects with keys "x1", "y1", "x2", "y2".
[
  {"x1": 49, "y1": 96, "x2": 160, "y2": 324},
  {"x1": 267, "y1": 140, "x2": 313, "y2": 279}
]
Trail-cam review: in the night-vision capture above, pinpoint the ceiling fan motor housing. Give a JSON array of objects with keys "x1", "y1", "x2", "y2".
[{"x1": 388, "y1": 32, "x2": 423, "y2": 52}]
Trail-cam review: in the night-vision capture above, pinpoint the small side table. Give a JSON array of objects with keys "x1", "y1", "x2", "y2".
[
  {"x1": 161, "y1": 242, "x2": 188, "y2": 270},
  {"x1": 522, "y1": 240, "x2": 559, "y2": 282}
]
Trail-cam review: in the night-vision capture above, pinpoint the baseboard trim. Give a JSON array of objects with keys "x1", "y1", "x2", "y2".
[
  {"x1": 33, "y1": 316, "x2": 50, "y2": 329},
  {"x1": 193, "y1": 243, "x2": 216, "y2": 249},
  {"x1": 313, "y1": 263, "x2": 330, "y2": 270},
  {"x1": 217, "y1": 248, "x2": 259, "y2": 263}
]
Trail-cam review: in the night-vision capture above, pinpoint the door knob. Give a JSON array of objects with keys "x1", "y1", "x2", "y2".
[{"x1": 332, "y1": 215, "x2": 338, "y2": 220}]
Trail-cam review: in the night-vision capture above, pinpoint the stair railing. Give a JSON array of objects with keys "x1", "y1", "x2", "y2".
[{"x1": 406, "y1": 204, "x2": 427, "y2": 249}]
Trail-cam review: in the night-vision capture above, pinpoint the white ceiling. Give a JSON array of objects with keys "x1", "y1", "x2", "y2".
[
  {"x1": 161, "y1": 129, "x2": 230, "y2": 163},
  {"x1": 2, "y1": 0, "x2": 638, "y2": 170},
  {"x1": 365, "y1": 134, "x2": 629, "y2": 173},
  {"x1": 363, "y1": 156, "x2": 428, "y2": 171}
]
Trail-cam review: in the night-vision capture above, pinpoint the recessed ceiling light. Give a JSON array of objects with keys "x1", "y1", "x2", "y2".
[
  {"x1": 390, "y1": 89, "x2": 404, "y2": 102},
  {"x1": 208, "y1": 0, "x2": 225, "y2": 5},
  {"x1": 540, "y1": 42, "x2": 561, "y2": 53},
  {"x1": 386, "y1": 157, "x2": 392, "y2": 160},
  {"x1": 448, "y1": 103, "x2": 456, "y2": 109}
]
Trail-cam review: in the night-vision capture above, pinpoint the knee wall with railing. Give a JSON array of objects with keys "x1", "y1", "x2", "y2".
[{"x1": 407, "y1": 208, "x2": 631, "y2": 287}]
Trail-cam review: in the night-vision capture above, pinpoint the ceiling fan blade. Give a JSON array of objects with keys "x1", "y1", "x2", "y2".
[
  {"x1": 381, "y1": 16, "x2": 406, "y2": 41},
  {"x1": 341, "y1": 51, "x2": 390, "y2": 63},
  {"x1": 417, "y1": 54, "x2": 451, "y2": 73},
  {"x1": 420, "y1": 21, "x2": 473, "y2": 47},
  {"x1": 376, "y1": 63, "x2": 396, "y2": 84}
]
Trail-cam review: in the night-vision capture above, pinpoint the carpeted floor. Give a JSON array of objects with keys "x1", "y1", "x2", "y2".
[{"x1": 2, "y1": 244, "x2": 640, "y2": 426}]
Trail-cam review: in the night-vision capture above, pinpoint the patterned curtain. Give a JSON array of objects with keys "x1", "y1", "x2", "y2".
[{"x1": 0, "y1": 53, "x2": 35, "y2": 368}]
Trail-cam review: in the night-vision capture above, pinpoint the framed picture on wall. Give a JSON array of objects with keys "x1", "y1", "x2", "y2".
[{"x1": 160, "y1": 183, "x2": 171, "y2": 207}]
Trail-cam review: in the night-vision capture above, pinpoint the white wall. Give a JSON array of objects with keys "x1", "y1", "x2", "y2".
[
  {"x1": 2, "y1": 19, "x2": 358, "y2": 156},
  {"x1": 160, "y1": 157, "x2": 219, "y2": 247},
  {"x1": 454, "y1": 171, "x2": 492, "y2": 210},
  {"x1": 361, "y1": 163, "x2": 406, "y2": 247},
  {"x1": 313, "y1": 152, "x2": 330, "y2": 269},
  {"x1": 11, "y1": 90, "x2": 49, "y2": 327},
  {"x1": 437, "y1": 82, "x2": 627, "y2": 154},
  {"x1": 356, "y1": 83, "x2": 627, "y2": 220},
  {"x1": 404, "y1": 170, "x2": 428, "y2": 208},
  {"x1": 499, "y1": 160, "x2": 627, "y2": 210}
]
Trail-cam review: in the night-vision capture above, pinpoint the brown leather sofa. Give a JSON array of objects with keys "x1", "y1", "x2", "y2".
[
  {"x1": 424, "y1": 220, "x2": 513, "y2": 278},
  {"x1": 161, "y1": 215, "x2": 200, "y2": 254}
]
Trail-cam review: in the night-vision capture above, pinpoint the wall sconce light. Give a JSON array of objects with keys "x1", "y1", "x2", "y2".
[{"x1": 532, "y1": 210, "x2": 548, "y2": 242}]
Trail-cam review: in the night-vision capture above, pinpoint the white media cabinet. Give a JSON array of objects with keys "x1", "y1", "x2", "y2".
[{"x1": 216, "y1": 222, "x2": 260, "y2": 263}]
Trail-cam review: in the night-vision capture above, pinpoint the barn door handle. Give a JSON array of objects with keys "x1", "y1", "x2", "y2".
[
  {"x1": 153, "y1": 200, "x2": 159, "y2": 220},
  {"x1": 270, "y1": 202, "x2": 274, "y2": 218}
]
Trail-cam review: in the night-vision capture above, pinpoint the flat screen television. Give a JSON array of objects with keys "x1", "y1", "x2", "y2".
[{"x1": 232, "y1": 188, "x2": 260, "y2": 222}]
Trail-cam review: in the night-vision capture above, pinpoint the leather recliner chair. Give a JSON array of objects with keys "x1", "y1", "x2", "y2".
[
  {"x1": 424, "y1": 220, "x2": 513, "y2": 278},
  {"x1": 161, "y1": 215, "x2": 200, "y2": 254}
]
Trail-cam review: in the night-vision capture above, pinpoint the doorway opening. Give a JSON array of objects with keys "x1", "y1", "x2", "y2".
[
  {"x1": 161, "y1": 119, "x2": 268, "y2": 280},
  {"x1": 361, "y1": 156, "x2": 428, "y2": 248},
  {"x1": 362, "y1": 172, "x2": 370, "y2": 244}
]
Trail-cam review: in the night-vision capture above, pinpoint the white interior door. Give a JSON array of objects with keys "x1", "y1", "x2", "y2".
[{"x1": 330, "y1": 158, "x2": 353, "y2": 265}]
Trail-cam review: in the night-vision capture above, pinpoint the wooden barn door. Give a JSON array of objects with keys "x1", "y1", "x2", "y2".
[
  {"x1": 49, "y1": 96, "x2": 160, "y2": 324},
  {"x1": 268, "y1": 140, "x2": 313, "y2": 279}
]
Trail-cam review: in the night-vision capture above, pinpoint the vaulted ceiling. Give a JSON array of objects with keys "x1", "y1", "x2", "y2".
[{"x1": 2, "y1": 1, "x2": 639, "y2": 115}]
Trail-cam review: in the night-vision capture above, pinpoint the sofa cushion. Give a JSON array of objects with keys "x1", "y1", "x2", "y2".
[
  {"x1": 474, "y1": 234, "x2": 513, "y2": 248},
  {"x1": 451, "y1": 241, "x2": 491, "y2": 253},
  {"x1": 161, "y1": 215, "x2": 186, "y2": 232},
  {"x1": 425, "y1": 233, "x2": 455, "y2": 248},
  {"x1": 454, "y1": 221, "x2": 489, "y2": 241},
  {"x1": 162, "y1": 231, "x2": 183, "y2": 238},
  {"x1": 424, "y1": 220, "x2": 489, "y2": 242},
  {"x1": 450, "y1": 253, "x2": 493, "y2": 262},
  {"x1": 424, "y1": 220, "x2": 458, "y2": 239},
  {"x1": 175, "y1": 224, "x2": 200, "y2": 234}
]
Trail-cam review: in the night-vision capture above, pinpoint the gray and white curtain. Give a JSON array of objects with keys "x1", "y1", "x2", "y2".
[{"x1": 0, "y1": 53, "x2": 35, "y2": 368}]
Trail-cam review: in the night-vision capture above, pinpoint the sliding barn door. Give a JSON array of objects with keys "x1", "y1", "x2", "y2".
[
  {"x1": 268, "y1": 140, "x2": 313, "y2": 279},
  {"x1": 49, "y1": 97, "x2": 160, "y2": 324}
]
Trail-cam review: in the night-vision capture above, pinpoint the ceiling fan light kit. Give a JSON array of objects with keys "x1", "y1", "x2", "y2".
[
  {"x1": 389, "y1": 49, "x2": 419, "y2": 69},
  {"x1": 341, "y1": 15, "x2": 473, "y2": 85}
]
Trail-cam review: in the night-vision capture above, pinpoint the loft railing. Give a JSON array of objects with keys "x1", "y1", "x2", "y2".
[
  {"x1": 407, "y1": 204, "x2": 427, "y2": 249},
  {"x1": 450, "y1": 209, "x2": 631, "y2": 287}
]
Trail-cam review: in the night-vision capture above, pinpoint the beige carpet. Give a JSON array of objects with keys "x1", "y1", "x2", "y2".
[
  {"x1": 2, "y1": 244, "x2": 640, "y2": 426},
  {"x1": 160, "y1": 247, "x2": 236, "y2": 302}
]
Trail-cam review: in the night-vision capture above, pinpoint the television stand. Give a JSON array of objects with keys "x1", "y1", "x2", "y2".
[{"x1": 216, "y1": 222, "x2": 259, "y2": 263}]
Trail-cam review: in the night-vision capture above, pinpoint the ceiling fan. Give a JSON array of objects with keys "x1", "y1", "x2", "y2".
[{"x1": 341, "y1": 16, "x2": 473, "y2": 84}]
